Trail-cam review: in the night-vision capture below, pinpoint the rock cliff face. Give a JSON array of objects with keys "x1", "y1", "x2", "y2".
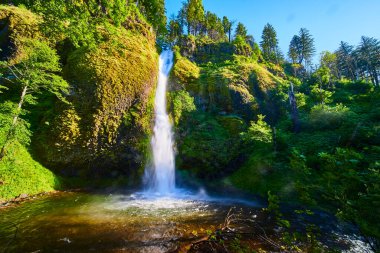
[
  {"x1": 169, "y1": 46, "x2": 287, "y2": 178},
  {"x1": 39, "y1": 29, "x2": 158, "y2": 178}
]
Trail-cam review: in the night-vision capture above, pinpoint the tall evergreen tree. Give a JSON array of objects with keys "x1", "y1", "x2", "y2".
[
  {"x1": 185, "y1": 0, "x2": 204, "y2": 35},
  {"x1": 222, "y1": 16, "x2": 233, "y2": 42},
  {"x1": 234, "y1": 22, "x2": 248, "y2": 39},
  {"x1": 298, "y1": 28, "x2": 316, "y2": 66},
  {"x1": 168, "y1": 15, "x2": 182, "y2": 43},
  {"x1": 137, "y1": 0, "x2": 167, "y2": 34},
  {"x1": 204, "y1": 11, "x2": 225, "y2": 41},
  {"x1": 336, "y1": 41, "x2": 357, "y2": 80},
  {"x1": 288, "y1": 35, "x2": 301, "y2": 64},
  {"x1": 260, "y1": 23, "x2": 280, "y2": 63},
  {"x1": 288, "y1": 28, "x2": 316, "y2": 66},
  {"x1": 356, "y1": 36, "x2": 380, "y2": 86}
]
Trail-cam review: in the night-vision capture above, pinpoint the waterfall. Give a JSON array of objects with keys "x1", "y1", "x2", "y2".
[{"x1": 145, "y1": 50, "x2": 176, "y2": 195}]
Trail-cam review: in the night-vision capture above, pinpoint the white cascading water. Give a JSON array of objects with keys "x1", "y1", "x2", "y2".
[{"x1": 145, "y1": 50, "x2": 176, "y2": 195}]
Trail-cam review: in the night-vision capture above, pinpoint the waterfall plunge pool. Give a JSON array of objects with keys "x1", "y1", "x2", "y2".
[{"x1": 0, "y1": 190, "x2": 373, "y2": 253}]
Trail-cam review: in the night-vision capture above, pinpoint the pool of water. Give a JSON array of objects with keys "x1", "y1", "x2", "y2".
[
  {"x1": 0, "y1": 191, "x2": 374, "y2": 253},
  {"x1": 0, "y1": 191, "x2": 264, "y2": 252}
]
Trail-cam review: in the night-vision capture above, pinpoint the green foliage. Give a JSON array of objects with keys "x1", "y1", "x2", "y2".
[
  {"x1": 241, "y1": 115, "x2": 272, "y2": 144},
  {"x1": 136, "y1": 0, "x2": 166, "y2": 34},
  {"x1": 0, "y1": 142, "x2": 60, "y2": 201},
  {"x1": 309, "y1": 85, "x2": 333, "y2": 105},
  {"x1": 309, "y1": 104, "x2": 351, "y2": 130},
  {"x1": 203, "y1": 11, "x2": 225, "y2": 41},
  {"x1": 288, "y1": 28, "x2": 316, "y2": 66},
  {"x1": 320, "y1": 51, "x2": 339, "y2": 80},
  {"x1": 234, "y1": 22, "x2": 248, "y2": 39},
  {"x1": 0, "y1": 101, "x2": 31, "y2": 148},
  {"x1": 172, "y1": 47, "x2": 200, "y2": 87},
  {"x1": 233, "y1": 35, "x2": 252, "y2": 57},
  {"x1": 169, "y1": 90, "x2": 196, "y2": 125},
  {"x1": 260, "y1": 23, "x2": 282, "y2": 64},
  {"x1": 222, "y1": 16, "x2": 233, "y2": 42},
  {"x1": 178, "y1": 113, "x2": 243, "y2": 178},
  {"x1": 11, "y1": 0, "x2": 160, "y2": 48},
  {"x1": 3, "y1": 38, "x2": 68, "y2": 96},
  {"x1": 185, "y1": 0, "x2": 205, "y2": 35}
]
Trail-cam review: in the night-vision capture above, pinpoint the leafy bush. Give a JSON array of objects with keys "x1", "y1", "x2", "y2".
[
  {"x1": 309, "y1": 104, "x2": 352, "y2": 130},
  {"x1": 169, "y1": 90, "x2": 196, "y2": 125},
  {"x1": 241, "y1": 114, "x2": 272, "y2": 145},
  {"x1": 0, "y1": 142, "x2": 60, "y2": 201}
]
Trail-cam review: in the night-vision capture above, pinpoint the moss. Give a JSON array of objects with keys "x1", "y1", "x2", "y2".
[
  {"x1": 0, "y1": 5, "x2": 42, "y2": 61},
  {"x1": 177, "y1": 113, "x2": 232, "y2": 178},
  {"x1": 168, "y1": 90, "x2": 196, "y2": 126},
  {"x1": 177, "y1": 112, "x2": 244, "y2": 178},
  {"x1": 172, "y1": 47, "x2": 200, "y2": 90},
  {"x1": 39, "y1": 26, "x2": 158, "y2": 174},
  {"x1": 216, "y1": 115, "x2": 245, "y2": 136},
  {"x1": 0, "y1": 142, "x2": 60, "y2": 201}
]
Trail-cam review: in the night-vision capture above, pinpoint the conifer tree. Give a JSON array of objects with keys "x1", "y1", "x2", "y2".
[
  {"x1": 234, "y1": 22, "x2": 248, "y2": 39},
  {"x1": 356, "y1": 36, "x2": 380, "y2": 86},
  {"x1": 222, "y1": 16, "x2": 233, "y2": 42},
  {"x1": 288, "y1": 28, "x2": 315, "y2": 66},
  {"x1": 260, "y1": 23, "x2": 280, "y2": 63},
  {"x1": 185, "y1": 0, "x2": 205, "y2": 35},
  {"x1": 336, "y1": 41, "x2": 357, "y2": 80}
]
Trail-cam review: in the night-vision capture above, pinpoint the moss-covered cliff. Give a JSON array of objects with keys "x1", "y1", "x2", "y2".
[
  {"x1": 0, "y1": 4, "x2": 160, "y2": 200},
  {"x1": 169, "y1": 45, "x2": 288, "y2": 179},
  {"x1": 38, "y1": 28, "x2": 158, "y2": 178}
]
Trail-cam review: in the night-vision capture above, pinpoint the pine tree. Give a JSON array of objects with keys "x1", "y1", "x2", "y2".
[
  {"x1": 288, "y1": 35, "x2": 301, "y2": 64},
  {"x1": 260, "y1": 23, "x2": 280, "y2": 63},
  {"x1": 336, "y1": 41, "x2": 357, "y2": 80},
  {"x1": 356, "y1": 36, "x2": 380, "y2": 86},
  {"x1": 185, "y1": 0, "x2": 204, "y2": 35},
  {"x1": 203, "y1": 11, "x2": 224, "y2": 41},
  {"x1": 168, "y1": 15, "x2": 182, "y2": 43},
  {"x1": 222, "y1": 16, "x2": 233, "y2": 42},
  {"x1": 298, "y1": 28, "x2": 316, "y2": 65},
  {"x1": 234, "y1": 22, "x2": 248, "y2": 39},
  {"x1": 288, "y1": 28, "x2": 316, "y2": 66}
]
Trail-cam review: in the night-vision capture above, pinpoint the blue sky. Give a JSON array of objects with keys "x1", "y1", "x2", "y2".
[{"x1": 165, "y1": 0, "x2": 380, "y2": 63}]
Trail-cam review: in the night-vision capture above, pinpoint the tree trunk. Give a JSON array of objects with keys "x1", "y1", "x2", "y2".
[
  {"x1": 289, "y1": 83, "x2": 300, "y2": 133},
  {"x1": 373, "y1": 69, "x2": 379, "y2": 87},
  {"x1": 272, "y1": 127, "x2": 277, "y2": 154},
  {"x1": 0, "y1": 85, "x2": 27, "y2": 160}
]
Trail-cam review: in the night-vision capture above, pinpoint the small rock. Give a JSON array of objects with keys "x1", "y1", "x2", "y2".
[{"x1": 19, "y1": 194, "x2": 28, "y2": 199}]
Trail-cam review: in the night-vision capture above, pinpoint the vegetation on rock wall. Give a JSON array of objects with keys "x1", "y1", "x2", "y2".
[
  {"x1": 167, "y1": 1, "x2": 379, "y2": 243},
  {"x1": 0, "y1": 0, "x2": 379, "y2": 247},
  {"x1": 38, "y1": 28, "x2": 158, "y2": 175},
  {"x1": 0, "y1": 3, "x2": 160, "y2": 199},
  {"x1": 0, "y1": 142, "x2": 60, "y2": 202}
]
